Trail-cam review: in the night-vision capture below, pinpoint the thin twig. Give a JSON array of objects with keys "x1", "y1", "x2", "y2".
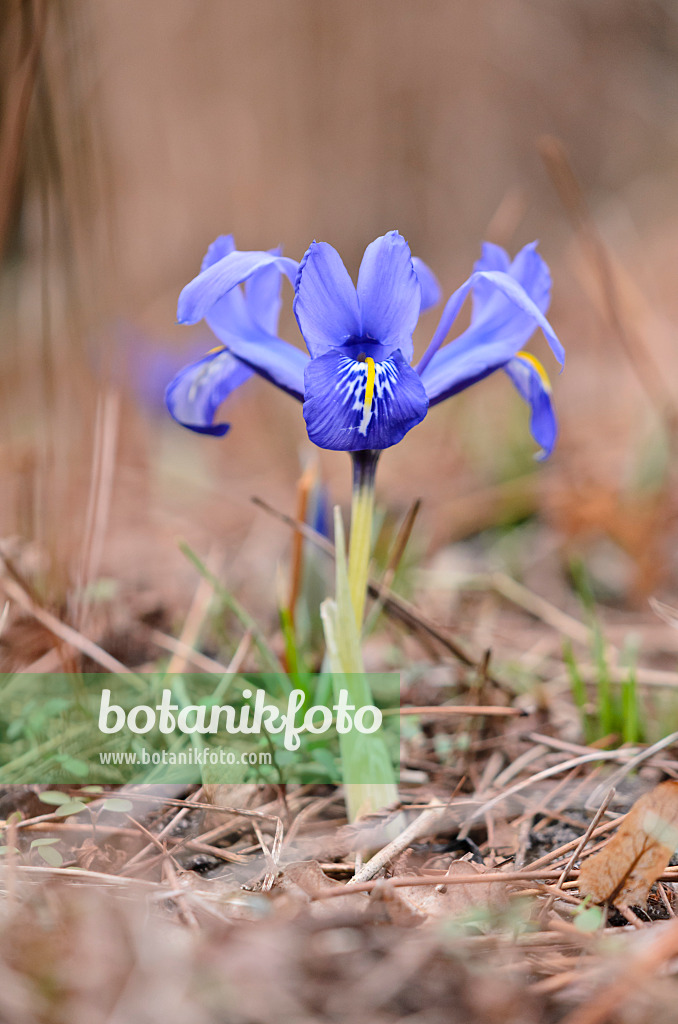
[
  {"x1": 586, "y1": 730, "x2": 678, "y2": 808},
  {"x1": 162, "y1": 856, "x2": 200, "y2": 931},
  {"x1": 313, "y1": 867, "x2": 678, "y2": 902},
  {"x1": 147, "y1": 627, "x2": 251, "y2": 676},
  {"x1": 490, "y1": 571, "x2": 591, "y2": 645},
  {"x1": 462, "y1": 749, "x2": 642, "y2": 828},
  {"x1": 365, "y1": 497, "x2": 421, "y2": 629},
  {"x1": 351, "y1": 801, "x2": 451, "y2": 884},
  {"x1": 251, "y1": 819, "x2": 278, "y2": 892},
  {"x1": 527, "y1": 818, "x2": 624, "y2": 871},
  {"x1": 539, "y1": 788, "x2": 616, "y2": 922},
  {"x1": 0, "y1": 573, "x2": 139, "y2": 678},
  {"x1": 74, "y1": 390, "x2": 120, "y2": 631},
  {"x1": 167, "y1": 546, "x2": 223, "y2": 674},
  {"x1": 110, "y1": 788, "x2": 272, "y2": 820},
  {"x1": 287, "y1": 458, "x2": 317, "y2": 626},
  {"x1": 556, "y1": 789, "x2": 617, "y2": 890},
  {"x1": 390, "y1": 704, "x2": 523, "y2": 718}
]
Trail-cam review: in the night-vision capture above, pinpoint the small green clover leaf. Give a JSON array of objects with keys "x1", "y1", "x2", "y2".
[
  {"x1": 101, "y1": 799, "x2": 134, "y2": 814},
  {"x1": 40, "y1": 791, "x2": 76, "y2": 806}
]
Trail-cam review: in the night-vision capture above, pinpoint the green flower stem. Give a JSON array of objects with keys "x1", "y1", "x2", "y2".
[
  {"x1": 347, "y1": 450, "x2": 379, "y2": 628},
  {"x1": 321, "y1": 504, "x2": 398, "y2": 825},
  {"x1": 319, "y1": 450, "x2": 401, "y2": 828}
]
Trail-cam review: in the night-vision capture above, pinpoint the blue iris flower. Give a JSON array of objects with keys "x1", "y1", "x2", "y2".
[
  {"x1": 165, "y1": 234, "x2": 301, "y2": 436},
  {"x1": 168, "y1": 230, "x2": 563, "y2": 457}
]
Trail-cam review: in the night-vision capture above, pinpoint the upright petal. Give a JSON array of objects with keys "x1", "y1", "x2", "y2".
[
  {"x1": 303, "y1": 350, "x2": 428, "y2": 451},
  {"x1": 471, "y1": 241, "x2": 552, "y2": 336},
  {"x1": 470, "y1": 268, "x2": 563, "y2": 364},
  {"x1": 412, "y1": 256, "x2": 442, "y2": 312},
  {"x1": 178, "y1": 250, "x2": 298, "y2": 326},
  {"x1": 356, "y1": 231, "x2": 421, "y2": 360},
  {"x1": 504, "y1": 353, "x2": 557, "y2": 459},
  {"x1": 165, "y1": 347, "x2": 252, "y2": 436},
  {"x1": 245, "y1": 256, "x2": 283, "y2": 335},
  {"x1": 470, "y1": 241, "x2": 511, "y2": 319},
  {"x1": 417, "y1": 264, "x2": 564, "y2": 383},
  {"x1": 474, "y1": 242, "x2": 511, "y2": 274},
  {"x1": 508, "y1": 242, "x2": 552, "y2": 315},
  {"x1": 201, "y1": 234, "x2": 236, "y2": 271},
  {"x1": 293, "y1": 241, "x2": 361, "y2": 357},
  {"x1": 200, "y1": 236, "x2": 284, "y2": 336},
  {"x1": 416, "y1": 276, "x2": 476, "y2": 376},
  {"x1": 197, "y1": 234, "x2": 251, "y2": 337}
]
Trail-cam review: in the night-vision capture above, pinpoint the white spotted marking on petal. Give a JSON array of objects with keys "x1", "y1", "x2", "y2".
[
  {"x1": 187, "y1": 350, "x2": 233, "y2": 404},
  {"x1": 334, "y1": 357, "x2": 398, "y2": 436}
]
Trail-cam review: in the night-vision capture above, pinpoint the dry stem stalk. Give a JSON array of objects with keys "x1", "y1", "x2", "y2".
[
  {"x1": 539, "y1": 134, "x2": 678, "y2": 440},
  {"x1": 351, "y1": 801, "x2": 454, "y2": 884},
  {"x1": 0, "y1": 0, "x2": 48, "y2": 258}
]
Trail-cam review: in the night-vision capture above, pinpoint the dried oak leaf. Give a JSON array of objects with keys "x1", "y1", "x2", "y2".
[
  {"x1": 275, "y1": 860, "x2": 367, "y2": 918},
  {"x1": 578, "y1": 781, "x2": 678, "y2": 909},
  {"x1": 75, "y1": 837, "x2": 128, "y2": 873},
  {"x1": 384, "y1": 860, "x2": 508, "y2": 924}
]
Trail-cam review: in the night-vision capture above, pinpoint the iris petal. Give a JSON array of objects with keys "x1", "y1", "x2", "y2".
[
  {"x1": 421, "y1": 335, "x2": 518, "y2": 406},
  {"x1": 470, "y1": 242, "x2": 511, "y2": 319},
  {"x1": 470, "y1": 267, "x2": 563, "y2": 363},
  {"x1": 195, "y1": 234, "x2": 251, "y2": 335},
  {"x1": 417, "y1": 261, "x2": 564, "y2": 385},
  {"x1": 472, "y1": 241, "x2": 552, "y2": 336},
  {"x1": 303, "y1": 350, "x2": 428, "y2": 452},
  {"x1": 356, "y1": 231, "x2": 421, "y2": 360},
  {"x1": 293, "y1": 241, "x2": 362, "y2": 357},
  {"x1": 178, "y1": 250, "x2": 298, "y2": 326},
  {"x1": 508, "y1": 242, "x2": 552, "y2": 315},
  {"x1": 165, "y1": 348, "x2": 252, "y2": 436},
  {"x1": 475, "y1": 242, "x2": 511, "y2": 274},
  {"x1": 201, "y1": 234, "x2": 235, "y2": 272},
  {"x1": 245, "y1": 258, "x2": 283, "y2": 335},
  {"x1": 174, "y1": 235, "x2": 305, "y2": 409},
  {"x1": 412, "y1": 256, "x2": 442, "y2": 312},
  {"x1": 504, "y1": 353, "x2": 557, "y2": 459},
  {"x1": 201, "y1": 325, "x2": 308, "y2": 400}
]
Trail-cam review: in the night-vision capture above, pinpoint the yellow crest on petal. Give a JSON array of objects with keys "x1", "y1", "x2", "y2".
[
  {"x1": 364, "y1": 357, "x2": 376, "y2": 413},
  {"x1": 516, "y1": 350, "x2": 551, "y2": 392}
]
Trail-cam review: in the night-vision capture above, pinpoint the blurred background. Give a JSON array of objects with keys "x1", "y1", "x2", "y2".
[{"x1": 2, "y1": 0, "x2": 678, "y2": 666}]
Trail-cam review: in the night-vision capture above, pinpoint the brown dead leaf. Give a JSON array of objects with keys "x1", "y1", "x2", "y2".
[
  {"x1": 275, "y1": 860, "x2": 367, "y2": 917},
  {"x1": 368, "y1": 880, "x2": 427, "y2": 927},
  {"x1": 75, "y1": 838, "x2": 128, "y2": 873},
  {"x1": 578, "y1": 781, "x2": 678, "y2": 909},
  {"x1": 387, "y1": 860, "x2": 508, "y2": 924}
]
